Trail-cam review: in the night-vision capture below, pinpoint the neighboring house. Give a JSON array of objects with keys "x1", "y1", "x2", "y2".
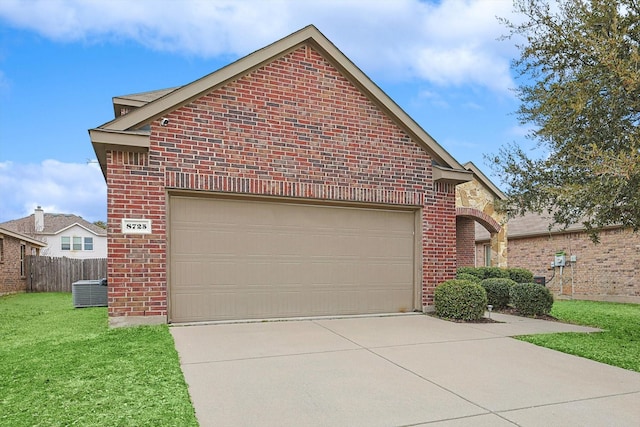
[
  {"x1": 476, "y1": 213, "x2": 640, "y2": 303},
  {"x1": 90, "y1": 25, "x2": 474, "y2": 327},
  {"x1": 0, "y1": 227, "x2": 46, "y2": 295},
  {"x1": 0, "y1": 207, "x2": 107, "y2": 259}
]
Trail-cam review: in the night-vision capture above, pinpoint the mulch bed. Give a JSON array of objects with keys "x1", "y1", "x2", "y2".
[
  {"x1": 428, "y1": 313, "x2": 501, "y2": 323},
  {"x1": 430, "y1": 308, "x2": 559, "y2": 323}
]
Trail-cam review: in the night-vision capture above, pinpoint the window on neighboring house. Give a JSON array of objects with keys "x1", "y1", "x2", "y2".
[
  {"x1": 20, "y1": 243, "x2": 26, "y2": 277},
  {"x1": 0, "y1": 238, "x2": 4, "y2": 263},
  {"x1": 61, "y1": 236, "x2": 95, "y2": 251},
  {"x1": 61, "y1": 236, "x2": 70, "y2": 251},
  {"x1": 483, "y1": 244, "x2": 492, "y2": 267}
]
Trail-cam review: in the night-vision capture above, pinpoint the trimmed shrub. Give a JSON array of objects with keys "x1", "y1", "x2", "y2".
[
  {"x1": 478, "y1": 266, "x2": 510, "y2": 279},
  {"x1": 434, "y1": 279, "x2": 488, "y2": 321},
  {"x1": 458, "y1": 266, "x2": 511, "y2": 280},
  {"x1": 508, "y1": 268, "x2": 534, "y2": 284},
  {"x1": 481, "y1": 278, "x2": 517, "y2": 310},
  {"x1": 456, "y1": 272, "x2": 481, "y2": 283},
  {"x1": 456, "y1": 267, "x2": 483, "y2": 280},
  {"x1": 510, "y1": 283, "x2": 554, "y2": 316}
]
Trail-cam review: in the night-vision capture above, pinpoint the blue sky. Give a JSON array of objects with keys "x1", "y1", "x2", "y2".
[{"x1": 0, "y1": 0, "x2": 529, "y2": 223}]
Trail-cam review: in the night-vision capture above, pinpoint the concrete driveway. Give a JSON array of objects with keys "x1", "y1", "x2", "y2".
[{"x1": 170, "y1": 313, "x2": 640, "y2": 426}]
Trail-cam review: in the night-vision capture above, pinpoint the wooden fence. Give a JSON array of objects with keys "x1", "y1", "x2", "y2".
[{"x1": 25, "y1": 256, "x2": 107, "y2": 293}]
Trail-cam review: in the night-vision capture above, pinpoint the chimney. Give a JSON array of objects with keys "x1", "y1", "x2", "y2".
[{"x1": 34, "y1": 206, "x2": 44, "y2": 232}]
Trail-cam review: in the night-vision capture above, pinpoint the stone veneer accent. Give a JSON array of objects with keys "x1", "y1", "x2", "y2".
[{"x1": 456, "y1": 177, "x2": 507, "y2": 267}]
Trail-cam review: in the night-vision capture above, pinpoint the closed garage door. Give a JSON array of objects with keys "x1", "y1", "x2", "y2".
[{"x1": 169, "y1": 196, "x2": 416, "y2": 322}]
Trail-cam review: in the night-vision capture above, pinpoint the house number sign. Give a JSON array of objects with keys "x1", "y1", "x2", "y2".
[{"x1": 122, "y1": 218, "x2": 152, "y2": 234}]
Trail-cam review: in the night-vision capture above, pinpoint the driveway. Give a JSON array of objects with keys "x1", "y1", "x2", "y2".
[{"x1": 170, "y1": 313, "x2": 640, "y2": 426}]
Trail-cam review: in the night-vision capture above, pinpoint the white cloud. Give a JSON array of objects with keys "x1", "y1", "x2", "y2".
[
  {"x1": 415, "y1": 45, "x2": 513, "y2": 92},
  {"x1": 0, "y1": 160, "x2": 106, "y2": 223},
  {"x1": 0, "y1": 0, "x2": 520, "y2": 93},
  {"x1": 417, "y1": 89, "x2": 450, "y2": 108}
]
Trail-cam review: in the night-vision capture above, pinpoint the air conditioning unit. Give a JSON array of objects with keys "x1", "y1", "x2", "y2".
[
  {"x1": 72, "y1": 278, "x2": 108, "y2": 308},
  {"x1": 533, "y1": 276, "x2": 546, "y2": 286}
]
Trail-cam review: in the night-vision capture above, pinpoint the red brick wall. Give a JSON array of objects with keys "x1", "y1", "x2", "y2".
[
  {"x1": 478, "y1": 228, "x2": 640, "y2": 299},
  {"x1": 456, "y1": 217, "x2": 475, "y2": 267},
  {"x1": 422, "y1": 182, "x2": 458, "y2": 306},
  {"x1": 106, "y1": 45, "x2": 457, "y2": 319},
  {"x1": 0, "y1": 235, "x2": 38, "y2": 295},
  {"x1": 106, "y1": 151, "x2": 167, "y2": 318}
]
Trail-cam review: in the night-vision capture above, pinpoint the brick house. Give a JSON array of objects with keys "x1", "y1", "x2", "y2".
[
  {"x1": 0, "y1": 227, "x2": 46, "y2": 295},
  {"x1": 476, "y1": 213, "x2": 640, "y2": 303},
  {"x1": 90, "y1": 26, "x2": 472, "y2": 326}
]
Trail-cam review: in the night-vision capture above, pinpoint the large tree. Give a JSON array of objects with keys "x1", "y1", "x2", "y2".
[{"x1": 493, "y1": 0, "x2": 640, "y2": 241}]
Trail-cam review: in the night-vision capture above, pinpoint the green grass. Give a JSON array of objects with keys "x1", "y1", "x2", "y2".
[
  {"x1": 517, "y1": 300, "x2": 640, "y2": 372},
  {"x1": 0, "y1": 293, "x2": 198, "y2": 426}
]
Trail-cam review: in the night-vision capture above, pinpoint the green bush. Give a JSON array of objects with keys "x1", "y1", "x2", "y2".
[
  {"x1": 478, "y1": 266, "x2": 510, "y2": 279},
  {"x1": 510, "y1": 283, "x2": 554, "y2": 316},
  {"x1": 481, "y1": 278, "x2": 517, "y2": 309},
  {"x1": 434, "y1": 279, "x2": 488, "y2": 321},
  {"x1": 456, "y1": 272, "x2": 481, "y2": 283},
  {"x1": 508, "y1": 268, "x2": 534, "y2": 284},
  {"x1": 457, "y1": 266, "x2": 511, "y2": 280},
  {"x1": 456, "y1": 266, "x2": 534, "y2": 285},
  {"x1": 456, "y1": 267, "x2": 483, "y2": 280}
]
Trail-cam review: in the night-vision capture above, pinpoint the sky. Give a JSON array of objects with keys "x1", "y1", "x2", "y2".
[{"x1": 0, "y1": 0, "x2": 531, "y2": 223}]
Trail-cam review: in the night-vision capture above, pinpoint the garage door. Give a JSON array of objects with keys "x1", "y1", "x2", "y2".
[{"x1": 169, "y1": 196, "x2": 416, "y2": 322}]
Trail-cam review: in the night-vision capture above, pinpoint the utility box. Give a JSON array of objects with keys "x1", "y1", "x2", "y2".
[
  {"x1": 72, "y1": 278, "x2": 108, "y2": 308},
  {"x1": 533, "y1": 276, "x2": 546, "y2": 286},
  {"x1": 554, "y1": 251, "x2": 566, "y2": 267}
]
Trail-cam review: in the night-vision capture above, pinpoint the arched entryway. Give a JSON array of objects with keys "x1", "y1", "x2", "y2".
[{"x1": 455, "y1": 163, "x2": 507, "y2": 268}]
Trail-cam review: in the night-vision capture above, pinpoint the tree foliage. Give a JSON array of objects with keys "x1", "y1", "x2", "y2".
[{"x1": 494, "y1": 0, "x2": 640, "y2": 241}]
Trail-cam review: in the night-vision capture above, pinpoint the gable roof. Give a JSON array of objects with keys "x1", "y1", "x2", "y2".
[
  {"x1": 112, "y1": 87, "x2": 180, "y2": 118},
  {"x1": 475, "y1": 212, "x2": 616, "y2": 241},
  {"x1": 90, "y1": 25, "x2": 471, "y2": 184},
  {"x1": 0, "y1": 214, "x2": 107, "y2": 237},
  {"x1": 0, "y1": 227, "x2": 47, "y2": 247}
]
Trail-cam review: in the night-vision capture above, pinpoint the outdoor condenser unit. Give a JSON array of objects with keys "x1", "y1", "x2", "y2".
[{"x1": 72, "y1": 278, "x2": 108, "y2": 308}]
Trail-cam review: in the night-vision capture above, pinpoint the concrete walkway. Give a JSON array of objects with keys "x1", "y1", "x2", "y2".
[{"x1": 170, "y1": 313, "x2": 640, "y2": 426}]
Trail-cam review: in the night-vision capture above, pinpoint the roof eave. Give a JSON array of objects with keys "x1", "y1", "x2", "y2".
[
  {"x1": 112, "y1": 97, "x2": 147, "y2": 117},
  {"x1": 433, "y1": 165, "x2": 473, "y2": 185},
  {"x1": 0, "y1": 227, "x2": 47, "y2": 247},
  {"x1": 55, "y1": 222, "x2": 107, "y2": 236},
  {"x1": 89, "y1": 128, "x2": 150, "y2": 179}
]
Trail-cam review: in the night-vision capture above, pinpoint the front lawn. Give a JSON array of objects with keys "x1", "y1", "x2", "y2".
[
  {"x1": 0, "y1": 293, "x2": 198, "y2": 426},
  {"x1": 517, "y1": 300, "x2": 640, "y2": 372}
]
